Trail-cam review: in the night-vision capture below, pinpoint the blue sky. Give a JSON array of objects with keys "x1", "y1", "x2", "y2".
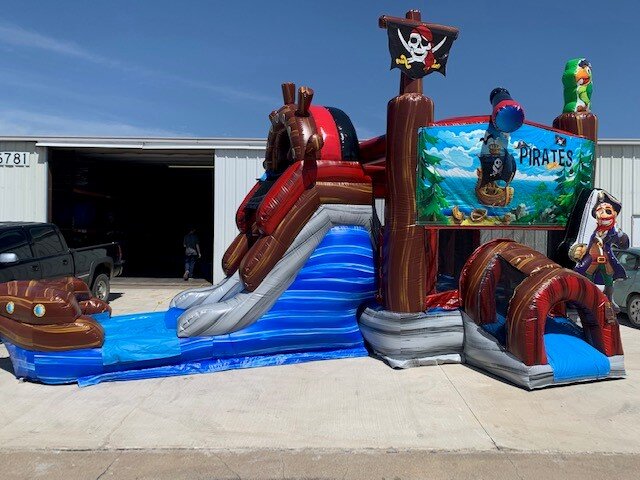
[{"x1": 0, "y1": 0, "x2": 637, "y2": 139}]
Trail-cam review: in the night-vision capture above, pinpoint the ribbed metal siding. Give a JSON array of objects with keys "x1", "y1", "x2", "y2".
[
  {"x1": 213, "y1": 148, "x2": 265, "y2": 283},
  {"x1": 595, "y1": 144, "x2": 640, "y2": 242},
  {"x1": 479, "y1": 229, "x2": 548, "y2": 253},
  {"x1": 373, "y1": 200, "x2": 548, "y2": 253},
  {"x1": 0, "y1": 141, "x2": 48, "y2": 222}
]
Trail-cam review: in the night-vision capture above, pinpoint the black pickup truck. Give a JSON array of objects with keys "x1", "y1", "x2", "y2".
[{"x1": 0, "y1": 222, "x2": 123, "y2": 301}]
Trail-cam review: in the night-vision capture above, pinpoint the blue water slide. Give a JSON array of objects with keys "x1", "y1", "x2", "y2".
[{"x1": 1, "y1": 224, "x2": 377, "y2": 386}]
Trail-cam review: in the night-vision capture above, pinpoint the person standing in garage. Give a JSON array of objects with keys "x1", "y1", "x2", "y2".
[{"x1": 183, "y1": 227, "x2": 201, "y2": 281}]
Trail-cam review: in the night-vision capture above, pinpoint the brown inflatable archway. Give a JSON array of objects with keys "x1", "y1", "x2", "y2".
[
  {"x1": 459, "y1": 239, "x2": 515, "y2": 326},
  {"x1": 507, "y1": 268, "x2": 623, "y2": 366},
  {"x1": 459, "y1": 240, "x2": 623, "y2": 366}
]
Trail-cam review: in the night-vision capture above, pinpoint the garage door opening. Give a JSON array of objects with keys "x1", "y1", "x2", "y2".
[{"x1": 49, "y1": 148, "x2": 214, "y2": 280}]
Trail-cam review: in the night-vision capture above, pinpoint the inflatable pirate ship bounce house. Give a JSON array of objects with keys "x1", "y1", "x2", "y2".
[{"x1": 0, "y1": 8, "x2": 626, "y2": 389}]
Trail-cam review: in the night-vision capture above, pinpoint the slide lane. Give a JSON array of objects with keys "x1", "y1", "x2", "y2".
[{"x1": 2, "y1": 223, "x2": 376, "y2": 385}]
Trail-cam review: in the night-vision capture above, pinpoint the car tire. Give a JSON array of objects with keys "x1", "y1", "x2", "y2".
[
  {"x1": 626, "y1": 294, "x2": 640, "y2": 328},
  {"x1": 91, "y1": 273, "x2": 111, "y2": 302}
]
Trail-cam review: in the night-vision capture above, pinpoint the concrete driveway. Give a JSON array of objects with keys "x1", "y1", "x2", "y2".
[{"x1": 1, "y1": 281, "x2": 639, "y2": 478}]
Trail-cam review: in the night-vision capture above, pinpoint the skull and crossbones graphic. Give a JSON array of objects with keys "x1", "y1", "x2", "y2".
[
  {"x1": 490, "y1": 157, "x2": 503, "y2": 177},
  {"x1": 396, "y1": 25, "x2": 447, "y2": 72}
]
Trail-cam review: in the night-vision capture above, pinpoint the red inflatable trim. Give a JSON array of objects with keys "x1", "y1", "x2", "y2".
[
  {"x1": 494, "y1": 99, "x2": 520, "y2": 111},
  {"x1": 432, "y1": 116, "x2": 589, "y2": 139},
  {"x1": 433, "y1": 115, "x2": 490, "y2": 126},
  {"x1": 425, "y1": 290, "x2": 460, "y2": 310},
  {"x1": 256, "y1": 162, "x2": 307, "y2": 235},
  {"x1": 256, "y1": 160, "x2": 371, "y2": 235},
  {"x1": 315, "y1": 160, "x2": 370, "y2": 183},
  {"x1": 359, "y1": 134, "x2": 386, "y2": 163},
  {"x1": 309, "y1": 106, "x2": 341, "y2": 161},
  {"x1": 363, "y1": 164, "x2": 386, "y2": 198},
  {"x1": 235, "y1": 181, "x2": 263, "y2": 232}
]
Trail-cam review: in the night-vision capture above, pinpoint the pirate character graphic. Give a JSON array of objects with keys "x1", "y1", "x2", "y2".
[{"x1": 569, "y1": 190, "x2": 629, "y2": 312}]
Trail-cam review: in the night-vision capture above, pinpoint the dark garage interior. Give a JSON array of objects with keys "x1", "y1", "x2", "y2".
[{"x1": 48, "y1": 148, "x2": 214, "y2": 280}]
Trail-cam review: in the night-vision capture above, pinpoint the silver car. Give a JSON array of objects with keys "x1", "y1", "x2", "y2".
[{"x1": 613, "y1": 248, "x2": 640, "y2": 327}]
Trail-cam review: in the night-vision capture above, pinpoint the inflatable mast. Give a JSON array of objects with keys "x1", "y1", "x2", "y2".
[{"x1": 378, "y1": 10, "x2": 459, "y2": 312}]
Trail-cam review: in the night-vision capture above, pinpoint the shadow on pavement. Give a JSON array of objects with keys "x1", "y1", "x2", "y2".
[
  {"x1": 618, "y1": 313, "x2": 639, "y2": 330},
  {"x1": 108, "y1": 292, "x2": 123, "y2": 302},
  {"x1": 0, "y1": 355, "x2": 14, "y2": 375}
]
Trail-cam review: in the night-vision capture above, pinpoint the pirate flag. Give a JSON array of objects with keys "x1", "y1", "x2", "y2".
[{"x1": 387, "y1": 22, "x2": 456, "y2": 79}]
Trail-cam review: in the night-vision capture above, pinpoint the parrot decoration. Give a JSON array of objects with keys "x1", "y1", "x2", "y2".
[{"x1": 562, "y1": 58, "x2": 592, "y2": 113}]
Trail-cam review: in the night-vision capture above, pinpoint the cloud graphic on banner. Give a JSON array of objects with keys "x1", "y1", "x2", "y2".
[
  {"x1": 443, "y1": 167, "x2": 477, "y2": 178},
  {"x1": 436, "y1": 129, "x2": 486, "y2": 149},
  {"x1": 427, "y1": 146, "x2": 477, "y2": 168},
  {"x1": 428, "y1": 128, "x2": 488, "y2": 169},
  {"x1": 514, "y1": 171, "x2": 557, "y2": 182}
]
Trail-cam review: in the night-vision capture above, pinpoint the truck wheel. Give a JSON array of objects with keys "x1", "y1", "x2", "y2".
[
  {"x1": 92, "y1": 273, "x2": 110, "y2": 302},
  {"x1": 626, "y1": 294, "x2": 640, "y2": 328}
]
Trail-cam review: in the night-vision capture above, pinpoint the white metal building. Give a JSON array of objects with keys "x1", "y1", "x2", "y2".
[
  {"x1": 0, "y1": 136, "x2": 638, "y2": 282},
  {"x1": 0, "y1": 136, "x2": 266, "y2": 282},
  {"x1": 595, "y1": 140, "x2": 640, "y2": 245}
]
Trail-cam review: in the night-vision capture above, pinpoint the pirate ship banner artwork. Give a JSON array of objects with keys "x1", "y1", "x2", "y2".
[
  {"x1": 386, "y1": 21, "x2": 456, "y2": 78},
  {"x1": 416, "y1": 121, "x2": 595, "y2": 227}
]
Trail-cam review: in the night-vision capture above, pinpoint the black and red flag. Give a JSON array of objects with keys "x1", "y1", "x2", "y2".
[{"x1": 386, "y1": 21, "x2": 457, "y2": 79}]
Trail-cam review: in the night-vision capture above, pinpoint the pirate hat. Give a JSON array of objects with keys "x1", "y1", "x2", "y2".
[
  {"x1": 578, "y1": 58, "x2": 591, "y2": 69},
  {"x1": 590, "y1": 189, "x2": 622, "y2": 218},
  {"x1": 412, "y1": 25, "x2": 433, "y2": 42}
]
